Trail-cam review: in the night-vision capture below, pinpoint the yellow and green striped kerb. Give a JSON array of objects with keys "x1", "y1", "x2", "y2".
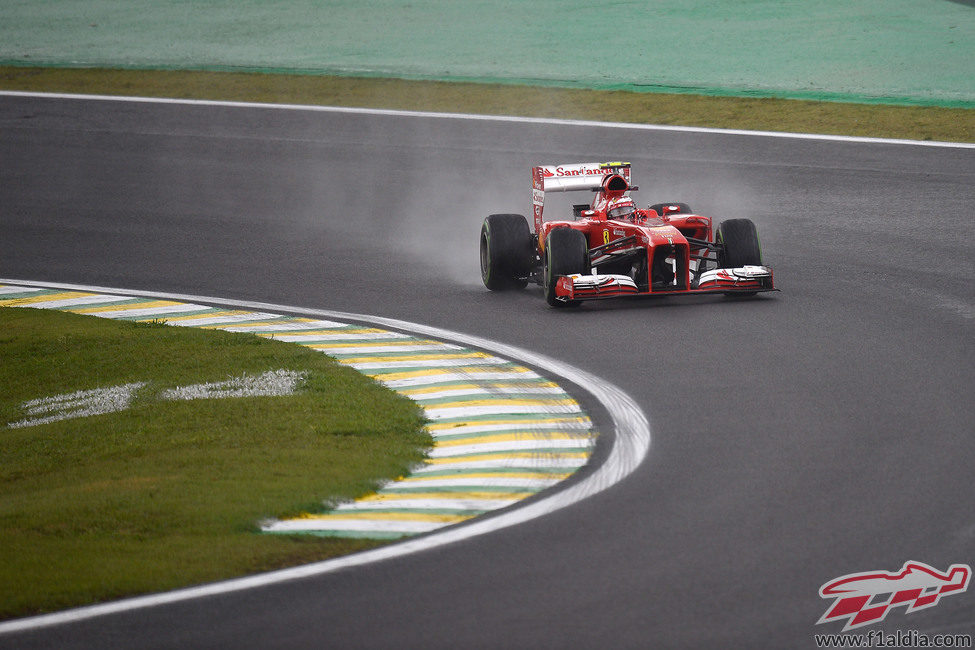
[{"x1": 0, "y1": 283, "x2": 596, "y2": 539}]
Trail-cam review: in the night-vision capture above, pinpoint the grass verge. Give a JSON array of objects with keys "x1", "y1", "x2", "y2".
[
  {"x1": 0, "y1": 306, "x2": 430, "y2": 620},
  {"x1": 2, "y1": 66, "x2": 973, "y2": 143}
]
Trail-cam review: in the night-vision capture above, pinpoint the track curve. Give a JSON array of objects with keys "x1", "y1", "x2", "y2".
[
  {"x1": 1, "y1": 94, "x2": 973, "y2": 648},
  {"x1": 0, "y1": 281, "x2": 649, "y2": 635}
]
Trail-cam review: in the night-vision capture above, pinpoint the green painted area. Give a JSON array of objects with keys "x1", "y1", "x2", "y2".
[
  {"x1": 265, "y1": 529, "x2": 405, "y2": 540},
  {"x1": 1, "y1": 0, "x2": 973, "y2": 107},
  {"x1": 382, "y1": 486, "x2": 541, "y2": 494}
]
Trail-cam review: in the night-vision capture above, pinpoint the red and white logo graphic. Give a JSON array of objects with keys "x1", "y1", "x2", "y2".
[{"x1": 817, "y1": 561, "x2": 971, "y2": 631}]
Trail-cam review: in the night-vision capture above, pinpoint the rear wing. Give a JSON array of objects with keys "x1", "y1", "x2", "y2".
[{"x1": 531, "y1": 162, "x2": 631, "y2": 232}]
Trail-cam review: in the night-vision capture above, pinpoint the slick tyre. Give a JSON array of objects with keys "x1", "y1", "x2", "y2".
[
  {"x1": 716, "y1": 218, "x2": 763, "y2": 297},
  {"x1": 544, "y1": 227, "x2": 589, "y2": 308},
  {"x1": 480, "y1": 214, "x2": 533, "y2": 290}
]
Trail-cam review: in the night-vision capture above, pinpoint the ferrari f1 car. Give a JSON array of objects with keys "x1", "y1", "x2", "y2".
[{"x1": 479, "y1": 162, "x2": 775, "y2": 307}]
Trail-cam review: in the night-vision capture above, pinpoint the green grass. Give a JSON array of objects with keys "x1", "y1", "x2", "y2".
[
  {"x1": 0, "y1": 307, "x2": 430, "y2": 619},
  {"x1": 2, "y1": 66, "x2": 973, "y2": 143}
]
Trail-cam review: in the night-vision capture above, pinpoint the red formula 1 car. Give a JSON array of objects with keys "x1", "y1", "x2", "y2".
[{"x1": 479, "y1": 162, "x2": 775, "y2": 307}]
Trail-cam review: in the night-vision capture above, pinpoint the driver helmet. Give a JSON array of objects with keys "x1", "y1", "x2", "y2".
[{"x1": 607, "y1": 196, "x2": 636, "y2": 221}]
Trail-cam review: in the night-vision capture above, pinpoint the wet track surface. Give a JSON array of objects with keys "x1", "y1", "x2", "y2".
[{"x1": 1, "y1": 95, "x2": 973, "y2": 648}]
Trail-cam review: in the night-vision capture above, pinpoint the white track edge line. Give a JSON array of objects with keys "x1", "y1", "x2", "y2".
[
  {"x1": 1, "y1": 90, "x2": 972, "y2": 149},
  {"x1": 0, "y1": 279, "x2": 651, "y2": 635}
]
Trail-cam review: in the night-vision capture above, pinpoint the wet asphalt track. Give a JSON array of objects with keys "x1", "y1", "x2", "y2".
[{"x1": 1, "y1": 95, "x2": 973, "y2": 648}]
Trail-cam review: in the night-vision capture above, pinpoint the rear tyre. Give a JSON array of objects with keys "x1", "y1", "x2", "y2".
[
  {"x1": 716, "y1": 218, "x2": 763, "y2": 297},
  {"x1": 544, "y1": 228, "x2": 589, "y2": 308},
  {"x1": 480, "y1": 214, "x2": 532, "y2": 290},
  {"x1": 648, "y1": 202, "x2": 692, "y2": 216}
]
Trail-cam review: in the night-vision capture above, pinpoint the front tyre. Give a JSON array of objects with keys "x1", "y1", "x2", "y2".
[
  {"x1": 716, "y1": 218, "x2": 763, "y2": 297},
  {"x1": 480, "y1": 214, "x2": 532, "y2": 290},
  {"x1": 544, "y1": 227, "x2": 589, "y2": 307},
  {"x1": 716, "y1": 218, "x2": 763, "y2": 268}
]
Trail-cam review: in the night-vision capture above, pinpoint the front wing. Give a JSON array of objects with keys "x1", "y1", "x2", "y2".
[{"x1": 554, "y1": 266, "x2": 775, "y2": 302}]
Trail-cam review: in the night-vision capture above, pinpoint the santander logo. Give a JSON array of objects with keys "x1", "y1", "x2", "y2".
[
  {"x1": 542, "y1": 165, "x2": 612, "y2": 178},
  {"x1": 817, "y1": 561, "x2": 971, "y2": 631}
]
